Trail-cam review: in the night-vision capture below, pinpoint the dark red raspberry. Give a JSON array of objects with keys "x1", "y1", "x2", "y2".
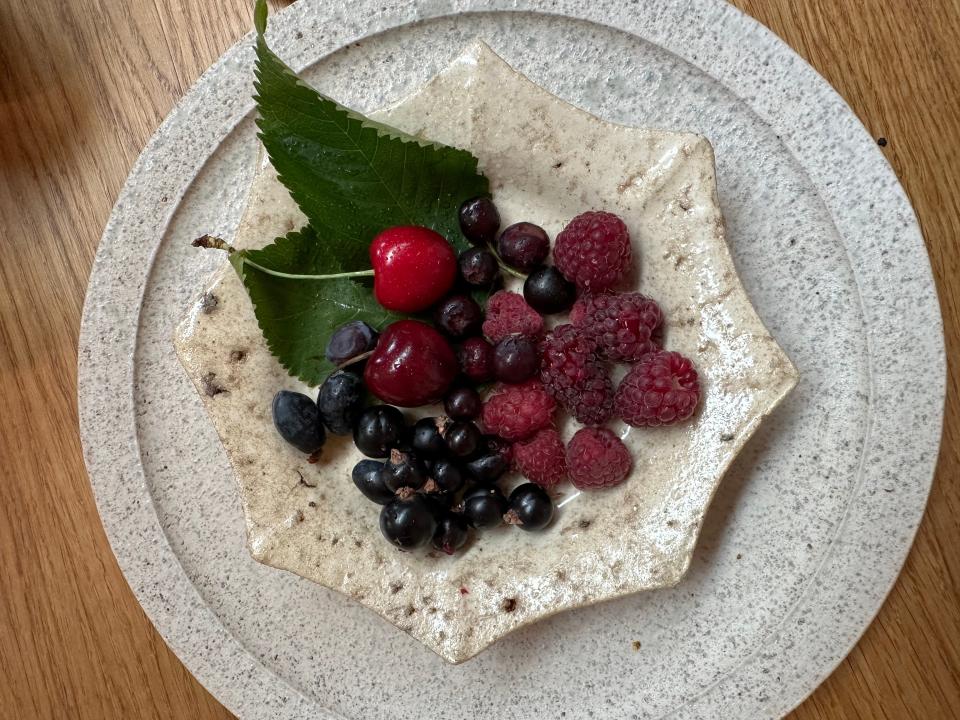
[
  {"x1": 457, "y1": 337, "x2": 494, "y2": 382},
  {"x1": 512, "y1": 428, "x2": 567, "y2": 489},
  {"x1": 482, "y1": 290, "x2": 544, "y2": 343},
  {"x1": 553, "y1": 211, "x2": 632, "y2": 291},
  {"x1": 614, "y1": 350, "x2": 700, "y2": 427},
  {"x1": 566, "y1": 428, "x2": 632, "y2": 490},
  {"x1": 539, "y1": 324, "x2": 613, "y2": 425},
  {"x1": 480, "y1": 380, "x2": 556, "y2": 441},
  {"x1": 570, "y1": 292, "x2": 663, "y2": 362}
]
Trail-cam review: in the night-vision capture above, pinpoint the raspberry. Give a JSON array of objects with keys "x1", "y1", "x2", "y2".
[
  {"x1": 539, "y1": 324, "x2": 613, "y2": 425},
  {"x1": 614, "y1": 350, "x2": 700, "y2": 427},
  {"x1": 482, "y1": 290, "x2": 544, "y2": 343},
  {"x1": 553, "y1": 211, "x2": 632, "y2": 291},
  {"x1": 512, "y1": 428, "x2": 567, "y2": 489},
  {"x1": 481, "y1": 380, "x2": 556, "y2": 441},
  {"x1": 566, "y1": 428, "x2": 632, "y2": 490},
  {"x1": 570, "y1": 292, "x2": 663, "y2": 362}
]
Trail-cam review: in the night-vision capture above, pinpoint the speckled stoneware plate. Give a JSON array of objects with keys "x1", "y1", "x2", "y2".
[{"x1": 78, "y1": 1, "x2": 944, "y2": 718}]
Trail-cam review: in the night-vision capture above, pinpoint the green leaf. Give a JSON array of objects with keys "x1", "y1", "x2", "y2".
[
  {"x1": 252, "y1": 2, "x2": 488, "y2": 271},
  {"x1": 236, "y1": 226, "x2": 404, "y2": 385}
]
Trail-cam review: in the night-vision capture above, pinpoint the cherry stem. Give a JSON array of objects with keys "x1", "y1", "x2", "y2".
[{"x1": 192, "y1": 234, "x2": 376, "y2": 281}]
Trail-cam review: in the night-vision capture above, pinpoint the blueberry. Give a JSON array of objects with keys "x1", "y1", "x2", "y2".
[
  {"x1": 380, "y1": 495, "x2": 437, "y2": 549},
  {"x1": 351, "y1": 459, "x2": 394, "y2": 504},
  {"x1": 497, "y1": 222, "x2": 549, "y2": 272},
  {"x1": 457, "y1": 337, "x2": 495, "y2": 383},
  {"x1": 272, "y1": 390, "x2": 325, "y2": 454},
  {"x1": 411, "y1": 417, "x2": 447, "y2": 457},
  {"x1": 492, "y1": 335, "x2": 540, "y2": 383},
  {"x1": 462, "y1": 484, "x2": 508, "y2": 529},
  {"x1": 459, "y1": 196, "x2": 500, "y2": 246},
  {"x1": 317, "y1": 370, "x2": 364, "y2": 435},
  {"x1": 353, "y1": 405, "x2": 406, "y2": 458},
  {"x1": 523, "y1": 265, "x2": 576, "y2": 314},
  {"x1": 434, "y1": 294, "x2": 483, "y2": 338},
  {"x1": 445, "y1": 421, "x2": 483, "y2": 459},
  {"x1": 429, "y1": 458, "x2": 464, "y2": 495},
  {"x1": 325, "y1": 321, "x2": 378, "y2": 366},
  {"x1": 464, "y1": 452, "x2": 509, "y2": 483},
  {"x1": 432, "y1": 512, "x2": 471, "y2": 555},
  {"x1": 459, "y1": 247, "x2": 499, "y2": 286},
  {"x1": 444, "y1": 386, "x2": 482, "y2": 420},
  {"x1": 506, "y1": 483, "x2": 554, "y2": 531}
]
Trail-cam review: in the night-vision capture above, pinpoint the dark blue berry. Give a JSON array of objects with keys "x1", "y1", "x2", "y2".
[
  {"x1": 380, "y1": 495, "x2": 436, "y2": 549},
  {"x1": 272, "y1": 390, "x2": 325, "y2": 454},
  {"x1": 432, "y1": 512, "x2": 471, "y2": 555},
  {"x1": 497, "y1": 222, "x2": 549, "y2": 272},
  {"x1": 459, "y1": 196, "x2": 500, "y2": 246},
  {"x1": 434, "y1": 294, "x2": 483, "y2": 338},
  {"x1": 493, "y1": 335, "x2": 540, "y2": 383},
  {"x1": 506, "y1": 483, "x2": 554, "y2": 531},
  {"x1": 380, "y1": 450, "x2": 428, "y2": 493},
  {"x1": 325, "y1": 321, "x2": 378, "y2": 366},
  {"x1": 523, "y1": 265, "x2": 576, "y2": 314},
  {"x1": 317, "y1": 370, "x2": 364, "y2": 435},
  {"x1": 459, "y1": 247, "x2": 499, "y2": 286},
  {"x1": 445, "y1": 421, "x2": 483, "y2": 459},
  {"x1": 411, "y1": 417, "x2": 447, "y2": 457},
  {"x1": 464, "y1": 452, "x2": 508, "y2": 483},
  {"x1": 351, "y1": 459, "x2": 393, "y2": 504},
  {"x1": 353, "y1": 405, "x2": 406, "y2": 458},
  {"x1": 444, "y1": 386, "x2": 482, "y2": 420},
  {"x1": 462, "y1": 484, "x2": 508, "y2": 529}
]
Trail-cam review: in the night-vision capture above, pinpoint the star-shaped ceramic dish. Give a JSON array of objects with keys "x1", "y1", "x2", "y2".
[{"x1": 173, "y1": 41, "x2": 798, "y2": 664}]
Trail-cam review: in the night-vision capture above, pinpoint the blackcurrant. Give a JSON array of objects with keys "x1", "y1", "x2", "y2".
[
  {"x1": 325, "y1": 320, "x2": 378, "y2": 366},
  {"x1": 351, "y1": 459, "x2": 394, "y2": 504},
  {"x1": 464, "y1": 452, "x2": 509, "y2": 483},
  {"x1": 523, "y1": 265, "x2": 576, "y2": 314},
  {"x1": 444, "y1": 421, "x2": 483, "y2": 459},
  {"x1": 458, "y1": 247, "x2": 499, "y2": 286},
  {"x1": 271, "y1": 390, "x2": 325, "y2": 454},
  {"x1": 429, "y1": 458, "x2": 464, "y2": 495},
  {"x1": 497, "y1": 222, "x2": 549, "y2": 272},
  {"x1": 459, "y1": 196, "x2": 500, "y2": 246},
  {"x1": 317, "y1": 370, "x2": 364, "y2": 435},
  {"x1": 353, "y1": 405, "x2": 406, "y2": 458},
  {"x1": 434, "y1": 294, "x2": 483, "y2": 338},
  {"x1": 380, "y1": 449, "x2": 428, "y2": 492},
  {"x1": 493, "y1": 335, "x2": 540, "y2": 383},
  {"x1": 411, "y1": 417, "x2": 448, "y2": 457},
  {"x1": 506, "y1": 483, "x2": 554, "y2": 531},
  {"x1": 380, "y1": 495, "x2": 437, "y2": 549},
  {"x1": 444, "y1": 386, "x2": 482, "y2": 420},
  {"x1": 432, "y1": 512, "x2": 471, "y2": 555},
  {"x1": 462, "y1": 484, "x2": 508, "y2": 529},
  {"x1": 457, "y1": 337, "x2": 495, "y2": 383}
]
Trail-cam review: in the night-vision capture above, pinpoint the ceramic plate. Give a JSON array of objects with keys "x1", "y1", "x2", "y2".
[{"x1": 78, "y1": 1, "x2": 944, "y2": 718}]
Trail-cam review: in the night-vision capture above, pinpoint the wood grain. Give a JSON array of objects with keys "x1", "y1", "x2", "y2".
[{"x1": 0, "y1": 0, "x2": 956, "y2": 717}]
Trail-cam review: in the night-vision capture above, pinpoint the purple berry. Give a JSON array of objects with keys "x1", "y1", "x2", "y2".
[
  {"x1": 497, "y1": 222, "x2": 549, "y2": 272},
  {"x1": 493, "y1": 335, "x2": 540, "y2": 383},
  {"x1": 459, "y1": 247, "x2": 500, "y2": 286},
  {"x1": 459, "y1": 196, "x2": 500, "y2": 246},
  {"x1": 458, "y1": 337, "x2": 494, "y2": 383},
  {"x1": 434, "y1": 294, "x2": 483, "y2": 338}
]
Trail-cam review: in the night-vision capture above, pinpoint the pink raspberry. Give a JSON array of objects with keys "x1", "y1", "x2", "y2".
[
  {"x1": 512, "y1": 428, "x2": 567, "y2": 489},
  {"x1": 539, "y1": 324, "x2": 613, "y2": 425},
  {"x1": 566, "y1": 428, "x2": 632, "y2": 490},
  {"x1": 481, "y1": 379, "x2": 555, "y2": 441},
  {"x1": 614, "y1": 350, "x2": 700, "y2": 427},
  {"x1": 482, "y1": 290, "x2": 544, "y2": 343},
  {"x1": 570, "y1": 292, "x2": 663, "y2": 362},
  {"x1": 553, "y1": 211, "x2": 632, "y2": 291}
]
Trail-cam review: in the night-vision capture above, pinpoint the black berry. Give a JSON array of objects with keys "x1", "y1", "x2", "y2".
[
  {"x1": 351, "y1": 459, "x2": 393, "y2": 504},
  {"x1": 457, "y1": 337, "x2": 495, "y2": 383},
  {"x1": 505, "y1": 483, "x2": 554, "y2": 531},
  {"x1": 317, "y1": 370, "x2": 364, "y2": 435},
  {"x1": 380, "y1": 495, "x2": 437, "y2": 549},
  {"x1": 459, "y1": 247, "x2": 499, "y2": 286},
  {"x1": 325, "y1": 320, "x2": 378, "y2": 366},
  {"x1": 434, "y1": 294, "x2": 483, "y2": 338},
  {"x1": 432, "y1": 512, "x2": 471, "y2": 555},
  {"x1": 380, "y1": 449, "x2": 428, "y2": 492},
  {"x1": 353, "y1": 405, "x2": 406, "y2": 458},
  {"x1": 497, "y1": 222, "x2": 549, "y2": 272},
  {"x1": 444, "y1": 386, "x2": 482, "y2": 420},
  {"x1": 459, "y1": 196, "x2": 500, "y2": 246},
  {"x1": 493, "y1": 335, "x2": 540, "y2": 383},
  {"x1": 444, "y1": 421, "x2": 483, "y2": 459},
  {"x1": 428, "y1": 458, "x2": 464, "y2": 495},
  {"x1": 462, "y1": 484, "x2": 508, "y2": 529},
  {"x1": 523, "y1": 265, "x2": 576, "y2": 314},
  {"x1": 272, "y1": 390, "x2": 325, "y2": 454},
  {"x1": 411, "y1": 417, "x2": 448, "y2": 457},
  {"x1": 464, "y1": 452, "x2": 509, "y2": 483}
]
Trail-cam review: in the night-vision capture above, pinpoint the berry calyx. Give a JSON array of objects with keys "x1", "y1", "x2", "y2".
[
  {"x1": 370, "y1": 226, "x2": 457, "y2": 312},
  {"x1": 364, "y1": 320, "x2": 458, "y2": 406}
]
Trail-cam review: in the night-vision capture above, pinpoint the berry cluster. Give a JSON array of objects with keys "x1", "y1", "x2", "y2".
[{"x1": 270, "y1": 195, "x2": 702, "y2": 557}]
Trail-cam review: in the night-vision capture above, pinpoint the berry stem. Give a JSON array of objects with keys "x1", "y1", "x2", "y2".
[
  {"x1": 485, "y1": 242, "x2": 527, "y2": 280},
  {"x1": 193, "y1": 234, "x2": 376, "y2": 281}
]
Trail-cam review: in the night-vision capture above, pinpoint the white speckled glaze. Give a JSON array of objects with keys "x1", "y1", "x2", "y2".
[
  {"x1": 78, "y1": 1, "x2": 944, "y2": 718},
  {"x1": 173, "y1": 42, "x2": 798, "y2": 664}
]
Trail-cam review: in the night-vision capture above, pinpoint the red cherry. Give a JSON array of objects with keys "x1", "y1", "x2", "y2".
[
  {"x1": 364, "y1": 320, "x2": 458, "y2": 406},
  {"x1": 370, "y1": 226, "x2": 457, "y2": 313}
]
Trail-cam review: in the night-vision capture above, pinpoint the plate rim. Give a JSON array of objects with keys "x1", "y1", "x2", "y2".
[{"x1": 77, "y1": 1, "x2": 946, "y2": 718}]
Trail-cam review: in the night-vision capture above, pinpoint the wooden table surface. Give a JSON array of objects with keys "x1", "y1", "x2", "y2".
[{"x1": 1, "y1": 0, "x2": 958, "y2": 718}]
